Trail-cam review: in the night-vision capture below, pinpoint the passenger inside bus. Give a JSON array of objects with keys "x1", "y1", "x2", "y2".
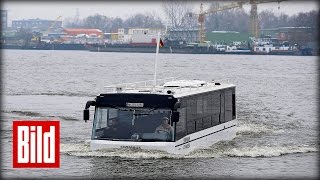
[{"x1": 155, "y1": 117, "x2": 174, "y2": 140}]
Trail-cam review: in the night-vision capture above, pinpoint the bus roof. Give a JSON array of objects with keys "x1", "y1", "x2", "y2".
[{"x1": 103, "y1": 79, "x2": 235, "y2": 98}]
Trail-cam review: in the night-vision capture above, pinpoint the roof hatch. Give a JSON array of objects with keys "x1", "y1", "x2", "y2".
[{"x1": 163, "y1": 80, "x2": 206, "y2": 88}]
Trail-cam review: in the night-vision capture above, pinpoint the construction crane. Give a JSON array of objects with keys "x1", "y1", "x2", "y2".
[
  {"x1": 248, "y1": 0, "x2": 283, "y2": 38},
  {"x1": 43, "y1": 15, "x2": 62, "y2": 37},
  {"x1": 195, "y1": 0, "x2": 283, "y2": 43},
  {"x1": 197, "y1": 1, "x2": 245, "y2": 43}
]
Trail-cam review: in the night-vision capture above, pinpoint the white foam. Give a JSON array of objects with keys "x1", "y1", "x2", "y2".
[
  {"x1": 236, "y1": 123, "x2": 285, "y2": 136},
  {"x1": 60, "y1": 143, "x2": 90, "y2": 153},
  {"x1": 224, "y1": 145, "x2": 318, "y2": 157},
  {"x1": 60, "y1": 142, "x2": 318, "y2": 159},
  {"x1": 60, "y1": 142, "x2": 181, "y2": 159}
]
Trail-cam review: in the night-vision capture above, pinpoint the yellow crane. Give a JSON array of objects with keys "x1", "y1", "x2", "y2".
[
  {"x1": 196, "y1": 0, "x2": 283, "y2": 43},
  {"x1": 248, "y1": 0, "x2": 283, "y2": 38},
  {"x1": 197, "y1": 1, "x2": 245, "y2": 43},
  {"x1": 43, "y1": 15, "x2": 62, "y2": 37}
]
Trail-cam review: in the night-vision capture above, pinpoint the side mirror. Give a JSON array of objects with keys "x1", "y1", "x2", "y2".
[
  {"x1": 172, "y1": 111, "x2": 180, "y2": 122},
  {"x1": 84, "y1": 109, "x2": 89, "y2": 122},
  {"x1": 174, "y1": 101, "x2": 181, "y2": 111}
]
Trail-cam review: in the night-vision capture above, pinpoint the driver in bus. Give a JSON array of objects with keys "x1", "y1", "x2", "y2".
[
  {"x1": 155, "y1": 117, "x2": 174, "y2": 140},
  {"x1": 103, "y1": 117, "x2": 131, "y2": 139}
]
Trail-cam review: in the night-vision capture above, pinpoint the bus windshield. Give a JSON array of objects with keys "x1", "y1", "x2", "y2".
[{"x1": 92, "y1": 107, "x2": 174, "y2": 142}]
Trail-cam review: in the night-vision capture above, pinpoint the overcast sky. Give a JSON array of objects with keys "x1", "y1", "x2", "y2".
[{"x1": 3, "y1": 0, "x2": 319, "y2": 26}]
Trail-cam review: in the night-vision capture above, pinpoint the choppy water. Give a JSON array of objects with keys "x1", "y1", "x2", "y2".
[{"x1": 1, "y1": 50, "x2": 319, "y2": 179}]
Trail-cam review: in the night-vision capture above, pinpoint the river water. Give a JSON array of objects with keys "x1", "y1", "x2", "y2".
[{"x1": 1, "y1": 50, "x2": 319, "y2": 179}]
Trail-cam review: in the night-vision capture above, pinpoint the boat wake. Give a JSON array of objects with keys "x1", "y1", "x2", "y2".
[
  {"x1": 2, "y1": 110, "x2": 79, "y2": 121},
  {"x1": 6, "y1": 92, "x2": 96, "y2": 97},
  {"x1": 61, "y1": 142, "x2": 177, "y2": 159},
  {"x1": 3, "y1": 110, "x2": 43, "y2": 118},
  {"x1": 60, "y1": 141, "x2": 318, "y2": 159},
  {"x1": 60, "y1": 115, "x2": 318, "y2": 159},
  {"x1": 189, "y1": 141, "x2": 318, "y2": 158},
  {"x1": 236, "y1": 122, "x2": 285, "y2": 137}
]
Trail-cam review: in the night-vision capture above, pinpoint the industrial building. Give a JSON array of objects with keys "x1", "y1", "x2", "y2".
[
  {"x1": 63, "y1": 28, "x2": 103, "y2": 37},
  {"x1": 168, "y1": 28, "x2": 199, "y2": 43},
  {"x1": 260, "y1": 27, "x2": 318, "y2": 47},
  {"x1": 206, "y1": 31, "x2": 250, "y2": 45},
  {"x1": 12, "y1": 18, "x2": 62, "y2": 31},
  {"x1": 1, "y1": 10, "x2": 8, "y2": 30},
  {"x1": 116, "y1": 27, "x2": 162, "y2": 44}
]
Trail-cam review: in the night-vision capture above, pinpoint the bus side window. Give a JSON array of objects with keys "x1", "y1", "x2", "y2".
[
  {"x1": 232, "y1": 93, "x2": 236, "y2": 119},
  {"x1": 220, "y1": 91, "x2": 225, "y2": 123},
  {"x1": 225, "y1": 89, "x2": 233, "y2": 122},
  {"x1": 176, "y1": 107, "x2": 187, "y2": 140}
]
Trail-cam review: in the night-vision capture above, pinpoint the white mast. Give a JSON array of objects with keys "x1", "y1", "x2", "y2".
[{"x1": 153, "y1": 31, "x2": 161, "y2": 90}]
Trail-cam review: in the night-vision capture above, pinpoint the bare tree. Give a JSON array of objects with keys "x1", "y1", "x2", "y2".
[
  {"x1": 162, "y1": 0, "x2": 194, "y2": 28},
  {"x1": 123, "y1": 12, "x2": 163, "y2": 28},
  {"x1": 206, "y1": 1, "x2": 249, "y2": 33},
  {"x1": 82, "y1": 14, "x2": 109, "y2": 31},
  {"x1": 107, "y1": 17, "x2": 123, "y2": 32},
  {"x1": 290, "y1": 10, "x2": 319, "y2": 28},
  {"x1": 64, "y1": 17, "x2": 83, "y2": 28},
  {"x1": 258, "y1": 10, "x2": 278, "y2": 29},
  {"x1": 144, "y1": 11, "x2": 164, "y2": 28},
  {"x1": 277, "y1": 13, "x2": 290, "y2": 27}
]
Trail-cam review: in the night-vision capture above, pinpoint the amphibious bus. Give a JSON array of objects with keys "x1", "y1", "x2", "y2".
[{"x1": 83, "y1": 79, "x2": 236, "y2": 154}]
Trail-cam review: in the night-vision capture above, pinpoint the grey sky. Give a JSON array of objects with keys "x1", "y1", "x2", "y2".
[{"x1": 3, "y1": 1, "x2": 319, "y2": 26}]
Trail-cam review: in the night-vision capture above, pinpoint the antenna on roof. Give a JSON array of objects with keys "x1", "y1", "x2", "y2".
[
  {"x1": 153, "y1": 31, "x2": 161, "y2": 91},
  {"x1": 75, "y1": 8, "x2": 80, "y2": 23}
]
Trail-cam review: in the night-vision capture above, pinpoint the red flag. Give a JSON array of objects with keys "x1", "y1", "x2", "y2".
[{"x1": 159, "y1": 38, "x2": 164, "y2": 48}]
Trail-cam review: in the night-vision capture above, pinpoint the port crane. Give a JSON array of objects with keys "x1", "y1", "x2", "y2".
[
  {"x1": 248, "y1": 0, "x2": 284, "y2": 39},
  {"x1": 195, "y1": 0, "x2": 283, "y2": 43},
  {"x1": 42, "y1": 15, "x2": 62, "y2": 37}
]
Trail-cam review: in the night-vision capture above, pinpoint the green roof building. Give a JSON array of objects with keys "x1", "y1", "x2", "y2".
[{"x1": 206, "y1": 31, "x2": 250, "y2": 45}]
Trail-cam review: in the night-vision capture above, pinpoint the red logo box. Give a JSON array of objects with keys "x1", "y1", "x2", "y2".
[{"x1": 13, "y1": 120, "x2": 60, "y2": 168}]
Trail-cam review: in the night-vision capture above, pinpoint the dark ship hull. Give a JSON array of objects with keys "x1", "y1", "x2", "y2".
[{"x1": 85, "y1": 43, "x2": 217, "y2": 54}]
